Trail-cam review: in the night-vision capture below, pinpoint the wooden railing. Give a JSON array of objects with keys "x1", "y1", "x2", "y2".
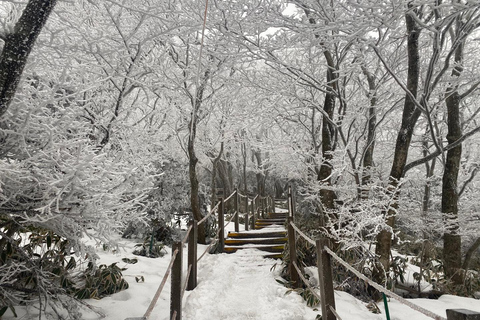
[
  {"x1": 284, "y1": 187, "x2": 480, "y2": 320},
  {"x1": 126, "y1": 188, "x2": 276, "y2": 320}
]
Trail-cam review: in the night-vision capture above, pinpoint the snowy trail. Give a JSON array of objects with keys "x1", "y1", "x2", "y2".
[{"x1": 182, "y1": 250, "x2": 317, "y2": 320}]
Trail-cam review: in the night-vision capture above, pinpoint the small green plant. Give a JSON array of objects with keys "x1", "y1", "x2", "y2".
[
  {"x1": 286, "y1": 287, "x2": 320, "y2": 307},
  {"x1": 133, "y1": 238, "x2": 166, "y2": 258},
  {"x1": 75, "y1": 262, "x2": 129, "y2": 299}
]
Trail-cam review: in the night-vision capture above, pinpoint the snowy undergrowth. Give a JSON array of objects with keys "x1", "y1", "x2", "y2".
[{"x1": 3, "y1": 229, "x2": 480, "y2": 320}]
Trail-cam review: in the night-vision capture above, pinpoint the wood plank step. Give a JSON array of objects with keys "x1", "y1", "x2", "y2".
[
  {"x1": 224, "y1": 237, "x2": 287, "y2": 245},
  {"x1": 227, "y1": 231, "x2": 287, "y2": 238},
  {"x1": 255, "y1": 221, "x2": 284, "y2": 225},
  {"x1": 255, "y1": 219, "x2": 286, "y2": 223},
  {"x1": 224, "y1": 245, "x2": 285, "y2": 253}
]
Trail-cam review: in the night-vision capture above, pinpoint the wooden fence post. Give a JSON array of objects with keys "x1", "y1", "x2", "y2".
[
  {"x1": 170, "y1": 242, "x2": 182, "y2": 320},
  {"x1": 273, "y1": 196, "x2": 276, "y2": 214},
  {"x1": 218, "y1": 198, "x2": 224, "y2": 253},
  {"x1": 234, "y1": 188, "x2": 239, "y2": 232},
  {"x1": 316, "y1": 238, "x2": 336, "y2": 320},
  {"x1": 245, "y1": 196, "x2": 249, "y2": 231},
  {"x1": 288, "y1": 186, "x2": 294, "y2": 220},
  {"x1": 287, "y1": 217, "x2": 300, "y2": 288},
  {"x1": 187, "y1": 220, "x2": 197, "y2": 291},
  {"x1": 251, "y1": 197, "x2": 256, "y2": 230}
]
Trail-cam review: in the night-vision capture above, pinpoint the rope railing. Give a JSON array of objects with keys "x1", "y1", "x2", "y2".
[
  {"x1": 289, "y1": 221, "x2": 316, "y2": 246},
  {"x1": 181, "y1": 224, "x2": 193, "y2": 245},
  {"x1": 198, "y1": 201, "x2": 220, "y2": 226},
  {"x1": 292, "y1": 260, "x2": 322, "y2": 303},
  {"x1": 223, "y1": 190, "x2": 237, "y2": 202},
  {"x1": 181, "y1": 265, "x2": 192, "y2": 300},
  {"x1": 198, "y1": 238, "x2": 218, "y2": 262},
  {"x1": 288, "y1": 212, "x2": 448, "y2": 320},
  {"x1": 223, "y1": 210, "x2": 237, "y2": 228},
  {"x1": 142, "y1": 248, "x2": 179, "y2": 319},
  {"x1": 323, "y1": 246, "x2": 446, "y2": 320}
]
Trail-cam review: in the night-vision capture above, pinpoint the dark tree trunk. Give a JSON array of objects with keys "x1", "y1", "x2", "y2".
[
  {"x1": 359, "y1": 65, "x2": 377, "y2": 199},
  {"x1": 442, "y1": 36, "x2": 464, "y2": 283},
  {"x1": 374, "y1": 11, "x2": 422, "y2": 281},
  {"x1": 188, "y1": 135, "x2": 206, "y2": 244},
  {"x1": 253, "y1": 149, "x2": 266, "y2": 196},
  {"x1": 210, "y1": 143, "x2": 224, "y2": 212},
  {"x1": 0, "y1": 0, "x2": 57, "y2": 117},
  {"x1": 188, "y1": 70, "x2": 210, "y2": 244},
  {"x1": 317, "y1": 50, "x2": 337, "y2": 213}
]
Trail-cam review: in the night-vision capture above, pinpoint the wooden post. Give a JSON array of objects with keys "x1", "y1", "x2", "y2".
[
  {"x1": 245, "y1": 197, "x2": 249, "y2": 231},
  {"x1": 447, "y1": 309, "x2": 480, "y2": 320},
  {"x1": 218, "y1": 198, "x2": 224, "y2": 253},
  {"x1": 234, "y1": 188, "x2": 239, "y2": 232},
  {"x1": 251, "y1": 197, "x2": 256, "y2": 230},
  {"x1": 288, "y1": 186, "x2": 293, "y2": 219},
  {"x1": 187, "y1": 220, "x2": 197, "y2": 290},
  {"x1": 287, "y1": 217, "x2": 300, "y2": 288},
  {"x1": 273, "y1": 196, "x2": 276, "y2": 214},
  {"x1": 316, "y1": 238, "x2": 336, "y2": 320},
  {"x1": 170, "y1": 242, "x2": 182, "y2": 320},
  {"x1": 262, "y1": 197, "x2": 266, "y2": 218}
]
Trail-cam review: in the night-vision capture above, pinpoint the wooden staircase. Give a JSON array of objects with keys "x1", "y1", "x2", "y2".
[{"x1": 224, "y1": 212, "x2": 288, "y2": 259}]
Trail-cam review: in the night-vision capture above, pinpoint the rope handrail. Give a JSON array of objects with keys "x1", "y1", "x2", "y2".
[
  {"x1": 198, "y1": 201, "x2": 220, "y2": 225},
  {"x1": 290, "y1": 219, "x2": 445, "y2": 320},
  {"x1": 292, "y1": 261, "x2": 322, "y2": 303},
  {"x1": 330, "y1": 306, "x2": 343, "y2": 320},
  {"x1": 323, "y1": 246, "x2": 446, "y2": 320},
  {"x1": 181, "y1": 224, "x2": 193, "y2": 245},
  {"x1": 223, "y1": 190, "x2": 237, "y2": 202},
  {"x1": 143, "y1": 248, "x2": 180, "y2": 319},
  {"x1": 237, "y1": 191, "x2": 247, "y2": 198},
  {"x1": 198, "y1": 238, "x2": 217, "y2": 262},
  {"x1": 223, "y1": 210, "x2": 237, "y2": 228},
  {"x1": 290, "y1": 221, "x2": 316, "y2": 246},
  {"x1": 181, "y1": 264, "x2": 192, "y2": 301}
]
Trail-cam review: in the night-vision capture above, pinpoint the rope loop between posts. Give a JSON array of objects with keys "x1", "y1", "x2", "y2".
[
  {"x1": 289, "y1": 221, "x2": 316, "y2": 246},
  {"x1": 181, "y1": 224, "x2": 193, "y2": 245},
  {"x1": 223, "y1": 190, "x2": 237, "y2": 202},
  {"x1": 198, "y1": 201, "x2": 220, "y2": 225},
  {"x1": 288, "y1": 218, "x2": 445, "y2": 320},
  {"x1": 143, "y1": 248, "x2": 180, "y2": 319},
  {"x1": 323, "y1": 246, "x2": 446, "y2": 320},
  {"x1": 223, "y1": 210, "x2": 237, "y2": 228}
]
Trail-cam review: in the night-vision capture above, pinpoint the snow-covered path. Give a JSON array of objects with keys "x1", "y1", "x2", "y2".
[{"x1": 182, "y1": 250, "x2": 317, "y2": 320}]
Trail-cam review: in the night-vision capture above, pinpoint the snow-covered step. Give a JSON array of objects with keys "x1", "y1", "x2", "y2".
[
  {"x1": 227, "y1": 231, "x2": 286, "y2": 238},
  {"x1": 224, "y1": 244, "x2": 285, "y2": 254},
  {"x1": 224, "y1": 237, "x2": 287, "y2": 246}
]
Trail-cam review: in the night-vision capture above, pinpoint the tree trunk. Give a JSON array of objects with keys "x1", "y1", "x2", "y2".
[
  {"x1": 359, "y1": 65, "x2": 377, "y2": 199},
  {"x1": 0, "y1": 0, "x2": 57, "y2": 117},
  {"x1": 374, "y1": 10, "x2": 422, "y2": 282},
  {"x1": 317, "y1": 50, "x2": 337, "y2": 214},
  {"x1": 188, "y1": 137, "x2": 206, "y2": 244},
  {"x1": 210, "y1": 143, "x2": 224, "y2": 212},
  {"x1": 442, "y1": 34, "x2": 464, "y2": 283},
  {"x1": 253, "y1": 149, "x2": 266, "y2": 196},
  {"x1": 188, "y1": 70, "x2": 211, "y2": 244}
]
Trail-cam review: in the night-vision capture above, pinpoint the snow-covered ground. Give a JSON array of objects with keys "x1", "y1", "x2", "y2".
[{"x1": 3, "y1": 222, "x2": 480, "y2": 320}]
